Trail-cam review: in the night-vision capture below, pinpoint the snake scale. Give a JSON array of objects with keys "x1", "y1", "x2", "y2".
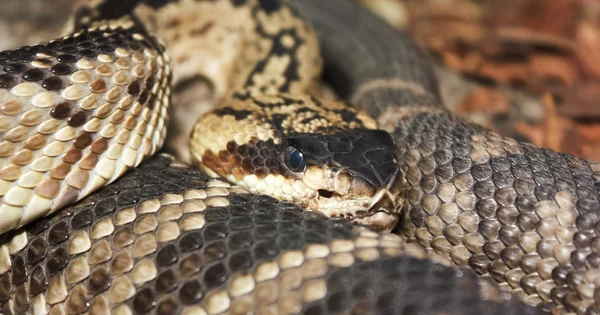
[{"x1": 0, "y1": 0, "x2": 596, "y2": 314}]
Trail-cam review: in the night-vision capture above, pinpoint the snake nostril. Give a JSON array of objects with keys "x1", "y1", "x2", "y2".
[{"x1": 318, "y1": 189, "x2": 333, "y2": 198}]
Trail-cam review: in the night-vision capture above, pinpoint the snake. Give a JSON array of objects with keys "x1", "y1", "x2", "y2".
[{"x1": 0, "y1": 0, "x2": 597, "y2": 313}]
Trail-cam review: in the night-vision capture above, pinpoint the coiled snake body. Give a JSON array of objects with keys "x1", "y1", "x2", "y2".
[{"x1": 0, "y1": 0, "x2": 597, "y2": 314}]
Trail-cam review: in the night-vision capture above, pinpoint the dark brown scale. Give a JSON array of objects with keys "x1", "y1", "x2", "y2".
[
  {"x1": 570, "y1": 250, "x2": 589, "y2": 268},
  {"x1": 57, "y1": 54, "x2": 77, "y2": 63},
  {"x1": 500, "y1": 247, "x2": 524, "y2": 269},
  {"x1": 138, "y1": 90, "x2": 149, "y2": 104},
  {"x1": 578, "y1": 214, "x2": 599, "y2": 232},
  {"x1": 91, "y1": 138, "x2": 109, "y2": 154},
  {"x1": 203, "y1": 223, "x2": 229, "y2": 241},
  {"x1": 564, "y1": 293, "x2": 583, "y2": 313},
  {"x1": 479, "y1": 219, "x2": 500, "y2": 240},
  {"x1": 520, "y1": 274, "x2": 541, "y2": 295},
  {"x1": 3, "y1": 63, "x2": 26, "y2": 74},
  {"x1": 495, "y1": 187, "x2": 517, "y2": 206},
  {"x1": 98, "y1": 44, "x2": 116, "y2": 53},
  {"x1": 63, "y1": 148, "x2": 82, "y2": 164},
  {"x1": 128, "y1": 80, "x2": 141, "y2": 95},
  {"x1": 73, "y1": 132, "x2": 93, "y2": 149},
  {"x1": 28, "y1": 218, "x2": 50, "y2": 236},
  {"x1": 179, "y1": 253, "x2": 202, "y2": 278},
  {"x1": 156, "y1": 269, "x2": 178, "y2": 293},
  {"x1": 77, "y1": 41, "x2": 96, "y2": 49},
  {"x1": 497, "y1": 206, "x2": 518, "y2": 225},
  {"x1": 237, "y1": 144, "x2": 249, "y2": 157},
  {"x1": 241, "y1": 157, "x2": 257, "y2": 173},
  {"x1": 226, "y1": 141, "x2": 237, "y2": 153},
  {"x1": 117, "y1": 189, "x2": 140, "y2": 205},
  {"x1": 475, "y1": 198, "x2": 497, "y2": 218},
  {"x1": 28, "y1": 266, "x2": 47, "y2": 296},
  {"x1": 516, "y1": 212, "x2": 540, "y2": 232},
  {"x1": 47, "y1": 221, "x2": 69, "y2": 245},
  {"x1": 13, "y1": 285, "x2": 29, "y2": 312},
  {"x1": 551, "y1": 285, "x2": 570, "y2": 304},
  {"x1": 46, "y1": 247, "x2": 68, "y2": 275},
  {"x1": 156, "y1": 297, "x2": 178, "y2": 315},
  {"x1": 147, "y1": 93, "x2": 157, "y2": 109},
  {"x1": 178, "y1": 232, "x2": 203, "y2": 253},
  {"x1": 156, "y1": 244, "x2": 179, "y2": 268},
  {"x1": 248, "y1": 146, "x2": 260, "y2": 158},
  {"x1": 50, "y1": 102, "x2": 72, "y2": 119},
  {"x1": 145, "y1": 76, "x2": 155, "y2": 90},
  {"x1": 67, "y1": 110, "x2": 88, "y2": 127},
  {"x1": 70, "y1": 208, "x2": 93, "y2": 229},
  {"x1": 203, "y1": 262, "x2": 227, "y2": 289},
  {"x1": 133, "y1": 287, "x2": 156, "y2": 313},
  {"x1": 498, "y1": 225, "x2": 520, "y2": 246},
  {"x1": 566, "y1": 270, "x2": 586, "y2": 289},
  {"x1": 229, "y1": 250, "x2": 253, "y2": 272},
  {"x1": 179, "y1": 280, "x2": 203, "y2": 305},
  {"x1": 11, "y1": 256, "x2": 27, "y2": 285},
  {"x1": 66, "y1": 286, "x2": 89, "y2": 314},
  {"x1": 228, "y1": 217, "x2": 253, "y2": 233},
  {"x1": 201, "y1": 241, "x2": 227, "y2": 264},
  {"x1": 0, "y1": 74, "x2": 17, "y2": 88},
  {"x1": 515, "y1": 195, "x2": 536, "y2": 213},
  {"x1": 205, "y1": 208, "x2": 230, "y2": 222},
  {"x1": 80, "y1": 49, "x2": 98, "y2": 58},
  {"x1": 25, "y1": 237, "x2": 47, "y2": 265},
  {"x1": 482, "y1": 241, "x2": 503, "y2": 260},
  {"x1": 88, "y1": 268, "x2": 111, "y2": 295},
  {"x1": 50, "y1": 63, "x2": 72, "y2": 76},
  {"x1": 588, "y1": 253, "x2": 600, "y2": 268},
  {"x1": 130, "y1": 42, "x2": 141, "y2": 51},
  {"x1": 0, "y1": 275, "x2": 9, "y2": 302},
  {"x1": 474, "y1": 181, "x2": 496, "y2": 199},
  {"x1": 41, "y1": 76, "x2": 64, "y2": 90}
]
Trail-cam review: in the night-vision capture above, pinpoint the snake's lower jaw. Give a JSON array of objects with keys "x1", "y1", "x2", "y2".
[
  {"x1": 358, "y1": 187, "x2": 403, "y2": 232},
  {"x1": 312, "y1": 186, "x2": 403, "y2": 232},
  {"x1": 352, "y1": 212, "x2": 399, "y2": 233}
]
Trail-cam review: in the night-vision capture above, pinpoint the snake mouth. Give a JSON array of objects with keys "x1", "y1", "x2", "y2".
[
  {"x1": 311, "y1": 185, "x2": 403, "y2": 233},
  {"x1": 305, "y1": 167, "x2": 405, "y2": 233},
  {"x1": 316, "y1": 197, "x2": 399, "y2": 233}
]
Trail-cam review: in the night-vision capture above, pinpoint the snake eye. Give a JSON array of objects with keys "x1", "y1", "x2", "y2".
[{"x1": 286, "y1": 147, "x2": 306, "y2": 172}]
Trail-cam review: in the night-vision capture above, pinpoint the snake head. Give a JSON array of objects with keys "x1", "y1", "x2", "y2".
[
  {"x1": 190, "y1": 95, "x2": 405, "y2": 232},
  {"x1": 279, "y1": 129, "x2": 405, "y2": 232}
]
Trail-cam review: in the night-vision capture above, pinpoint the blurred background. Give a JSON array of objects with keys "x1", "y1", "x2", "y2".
[{"x1": 2, "y1": 0, "x2": 600, "y2": 160}]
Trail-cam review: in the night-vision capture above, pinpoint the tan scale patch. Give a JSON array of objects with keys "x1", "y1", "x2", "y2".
[
  {"x1": 0, "y1": 16, "x2": 171, "y2": 235},
  {"x1": 135, "y1": 0, "x2": 253, "y2": 98}
]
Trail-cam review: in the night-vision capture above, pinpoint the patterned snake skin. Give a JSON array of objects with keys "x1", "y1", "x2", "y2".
[
  {"x1": 0, "y1": 154, "x2": 539, "y2": 314},
  {"x1": 0, "y1": 0, "x2": 595, "y2": 314},
  {"x1": 290, "y1": 0, "x2": 600, "y2": 313}
]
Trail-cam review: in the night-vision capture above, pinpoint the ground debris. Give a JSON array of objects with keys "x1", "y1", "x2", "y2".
[{"x1": 361, "y1": 0, "x2": 600, "y2": 160}]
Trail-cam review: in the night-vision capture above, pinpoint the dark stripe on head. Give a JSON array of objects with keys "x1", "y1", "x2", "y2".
[
  {"x1": 286, "y1": 129, "x2": 398, "y2": 188},
  {"x1": 214, "y1": 107, "x2": 253, "y2": 120}
]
